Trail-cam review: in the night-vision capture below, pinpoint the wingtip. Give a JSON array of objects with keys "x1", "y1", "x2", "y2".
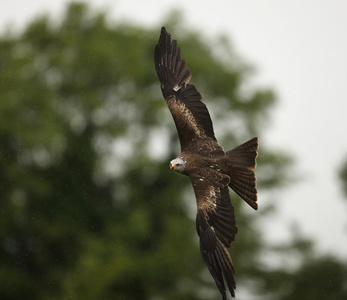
[
  {"x1": 197, "y1": 219, "x2": 236, "y2": 299},
  {"x1": 160, "y1": 26, "x2": 169, "y2": 39}
]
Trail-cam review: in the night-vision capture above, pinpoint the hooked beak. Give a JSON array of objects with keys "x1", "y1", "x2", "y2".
[{"x1": 170, "y1": 163, "x2": 176, "y2": 170}]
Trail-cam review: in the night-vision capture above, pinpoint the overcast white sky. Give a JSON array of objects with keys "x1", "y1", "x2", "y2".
[{"x1": 1, "y1": 0, "x2": 347, "y2": 259}]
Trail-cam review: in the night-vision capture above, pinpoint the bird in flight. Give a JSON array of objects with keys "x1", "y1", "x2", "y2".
[{"x1": 154, "y1": 26, "x2": 258, "y2": 299}]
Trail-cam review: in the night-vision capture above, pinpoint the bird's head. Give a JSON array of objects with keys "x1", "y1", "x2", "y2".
[{"x1": 170, "y1": 157, "x2": 185, "y2": 174}]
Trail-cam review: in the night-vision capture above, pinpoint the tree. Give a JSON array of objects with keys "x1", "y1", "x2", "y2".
[
  {"x1": 0, "y1": 3, "x2": 292, "y2": 299},
  {"x1": 254, "y1": 227, "x2": 347, "y2": 299},
  {"x1": 339, "y1": 159, "x2": 347, "y2": 199}
]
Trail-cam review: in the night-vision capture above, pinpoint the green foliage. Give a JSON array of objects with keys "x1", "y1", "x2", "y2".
[
  {"x1": 283, "y1": 256, "x2": 347, "y2": 300},
  {"x1": 261, "y1": 255, "x2": 347, "y2": 300},
  {"x1": 339, "y1": 158, "x2": 347, "y2": 199},
  {"x1": 1, "y1": 2, "x2": 345, "y2": 300}
]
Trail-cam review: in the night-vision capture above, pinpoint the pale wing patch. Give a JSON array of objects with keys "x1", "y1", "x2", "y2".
[
  {"x1": 199, "y1": 185, "x2": 219, "y2": 217},
  {"x1": 173, "y1": 85, "x2": 181, "y2": 92},
  {"x1": 169, "y1": 98, "x2": 206, "y2": 139}
]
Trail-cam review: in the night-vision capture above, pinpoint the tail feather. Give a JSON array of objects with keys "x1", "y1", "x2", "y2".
[{"x1": 226, "y1": 137, "x2": 258, "y2": 210}]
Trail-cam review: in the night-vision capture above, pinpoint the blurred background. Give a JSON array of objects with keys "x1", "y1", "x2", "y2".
[{"x1": 1, "y1": 1, "x2": 347, "y2": 299}]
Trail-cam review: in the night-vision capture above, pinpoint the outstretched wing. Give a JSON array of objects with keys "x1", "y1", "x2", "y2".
[
  {"x1": 190, "y1": 168, "x2": 238, "y2": 299},
  {"x1": 155, "y1": 27, "x2": 217, "y2": 151}
]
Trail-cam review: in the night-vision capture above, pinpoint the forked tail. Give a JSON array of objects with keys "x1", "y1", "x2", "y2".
[{"x1": 226, "y1": 137, "x2": 259, "y2": 210}]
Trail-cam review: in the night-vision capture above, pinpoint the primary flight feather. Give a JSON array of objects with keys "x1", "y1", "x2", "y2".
[{"x1": 154, "y1": 26, "x2": 259, "y2": 299}]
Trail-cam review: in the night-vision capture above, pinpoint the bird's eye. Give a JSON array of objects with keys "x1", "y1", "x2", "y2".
[{"x1": 176, "y1": 163, "x2": 181, "y2": 166}]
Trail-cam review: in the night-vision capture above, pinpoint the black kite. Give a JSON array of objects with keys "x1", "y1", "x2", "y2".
[{"x1": 154, "y1": 27, "x2": 258, "y2": 299}]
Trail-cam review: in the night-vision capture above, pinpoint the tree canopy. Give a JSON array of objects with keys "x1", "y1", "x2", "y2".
[{"x1": 1, "y1": 3, "x2": 346, "y2": 300}]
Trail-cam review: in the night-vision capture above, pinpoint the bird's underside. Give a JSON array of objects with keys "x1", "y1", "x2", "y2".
[{"x1": 154, "y1": 26, "x2": 259, "y2": 299}]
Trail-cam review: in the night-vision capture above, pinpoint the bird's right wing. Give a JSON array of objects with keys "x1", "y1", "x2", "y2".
[
  {"x1": 190, "y1": 167, "x2": 238, "y2": 299},
  {"x1": 154, "y1": 27, "x2": 217, "y2": 151}
]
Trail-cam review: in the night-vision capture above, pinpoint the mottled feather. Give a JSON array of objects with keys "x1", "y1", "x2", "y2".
[
  {"x1": 190, "y1": 168, "x2": 237, "y2": 299},
  {"x1": 155, "y1": 27, "x2": 217, "y2": 151}
]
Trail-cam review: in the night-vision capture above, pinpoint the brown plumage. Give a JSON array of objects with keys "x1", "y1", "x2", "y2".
[{"x1": 154, "y1": 26, "x2": 258, "y2": 299}]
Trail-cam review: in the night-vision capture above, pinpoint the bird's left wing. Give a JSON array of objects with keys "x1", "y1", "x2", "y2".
[
  {"x1": 154, "y1": 27, "x2": 217, "y2": 151},
  {"x1": 190, "y1": 167, "x2": 238, "y2": 299}
]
